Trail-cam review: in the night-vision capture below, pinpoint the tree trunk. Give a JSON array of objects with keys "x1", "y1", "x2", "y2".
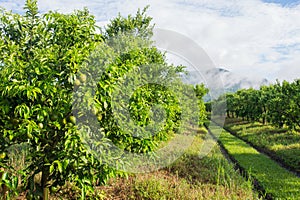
[{"x1": 41, "y1": 167, "x2": 50, "y2": 200}]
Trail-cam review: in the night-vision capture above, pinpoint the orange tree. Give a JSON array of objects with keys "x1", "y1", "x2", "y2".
[
  {"x1": 73, "y1": 6, "x2": 199, "y2": 161},
  {"x1": 223, "y1": 80, "x2": 300, "y2": 130},
  {"x1": 0, "y1": 1, "x2": 117, "y2": 199},
  {"x1": 0, "y1": 1, "x2": 204, "y2": 199},
  {"x1": 194, "y1": 84, "x2": 208, "y2": 126}
]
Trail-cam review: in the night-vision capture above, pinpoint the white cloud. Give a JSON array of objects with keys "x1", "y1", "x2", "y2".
[
  {"x1": 1, "y1": 0, "x2": 300, "y2": 81},
  {"x1": 110, "y1": 0, "x2": 300, "y2": 81},
  {"x1": 0, "y1": 0, "x2": 24, "y2": 13}
]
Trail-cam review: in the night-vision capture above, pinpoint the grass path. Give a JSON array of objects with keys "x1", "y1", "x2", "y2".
[
  {"x1": 224, "y1": 118, "x2": 300, "y2": 175},
  {"x1": 208, "y1": 121, "x2": 300, "y2": 199}
]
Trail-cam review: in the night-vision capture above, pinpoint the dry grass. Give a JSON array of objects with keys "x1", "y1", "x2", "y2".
[{"x1": 97, "y1": 129, "x2": 258, "y2": 200}]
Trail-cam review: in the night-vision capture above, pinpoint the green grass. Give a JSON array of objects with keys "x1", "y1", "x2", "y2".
[
  {"x1": 98, "y1": 130, "x2": 258, "y2": 200},
  {"x1": 209, "y1": 122, "x2": 300, "y2": 199},
  {"x1": 225, "y1": 118, "x2": 300, "y2": 173}
]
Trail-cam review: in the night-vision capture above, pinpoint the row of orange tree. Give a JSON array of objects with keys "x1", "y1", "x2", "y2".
[
  {"x1": 0, "y1": 0, "x2": 207, "y2": 199},
  {"x1": 213, "y1": 80, "x2": 300, "y2": 130}
]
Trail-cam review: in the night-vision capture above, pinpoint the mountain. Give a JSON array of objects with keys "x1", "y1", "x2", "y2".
[{"x1": 180, "y1": 68, "x2": 270, "y2": 100}]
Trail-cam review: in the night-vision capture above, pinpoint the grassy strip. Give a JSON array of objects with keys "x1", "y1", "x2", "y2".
[
  {"x1": 98, "y1": 128, "x2": 258, "y2": 200},
  {"x1": 2, "y1": 127, "x2": 257, "y2": 199},
  {"x1": 225, "y1": 118, "x2": 300, "y2": 174},
  {"x1": 209, "y1": 122, "x2": 300, "y2": 199}
]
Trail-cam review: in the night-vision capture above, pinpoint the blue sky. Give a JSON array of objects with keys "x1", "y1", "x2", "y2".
[
  {"x1": 0, "y1": 0, "x2": 300, "y2": 81},
  {"x1": 263, "y1": 0, "x2": 300, "y2": 6}
]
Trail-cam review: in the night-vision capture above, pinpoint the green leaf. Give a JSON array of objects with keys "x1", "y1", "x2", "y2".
[
  {"x1": 53, "y1": 160, "x2": 63, "y2": 173},
  {"x1": 49, "y1": 165, "x2": 54, "y2": 174}
]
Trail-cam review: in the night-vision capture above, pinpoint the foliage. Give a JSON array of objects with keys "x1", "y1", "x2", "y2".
[
  {"x1": 82, "y1": 39, "x2": 185, "y2": 154},
  {"x1": 194, "y1": 84, "x2": 208, "y2": 126},
  {"x1": 0, "y1": 1, "x2": 207, "y2": 199},
  {"x1": 104, "y1": 6, "x2": 153, "y2": 40},
  {"x1": 74, "y1": 6, "x2": 203, "y2": 156},
  {"x1": 216, "y1": 79, "x2": 300, "y2": 130},
  {"x1": 0, "y1": 1, "x2": 114, "y2": 198}
]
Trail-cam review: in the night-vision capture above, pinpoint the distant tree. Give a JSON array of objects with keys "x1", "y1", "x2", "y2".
[
  {"x1": 221, "y1": 79, "x2": 300, "y2": 130},
  {"x1": 194, "y1": 84, "x2": 208, "y2": 126}
]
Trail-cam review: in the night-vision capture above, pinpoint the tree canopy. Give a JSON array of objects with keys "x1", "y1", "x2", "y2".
[{"x1": 0, "y1": 1, "x2": 207, "y2": 199}]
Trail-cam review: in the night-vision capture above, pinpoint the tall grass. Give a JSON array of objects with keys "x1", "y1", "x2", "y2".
[{"x1": 98, "y1": 129, "x2": 258, "y2": 199}]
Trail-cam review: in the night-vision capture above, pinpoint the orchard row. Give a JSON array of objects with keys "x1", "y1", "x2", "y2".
[{"x1": 212, "y1": 80, "x2": 300, "y2": 130}]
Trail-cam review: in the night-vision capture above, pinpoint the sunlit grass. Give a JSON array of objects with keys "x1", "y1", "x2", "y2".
[
  {"x1": 224, "y1": 118, "x2": 300, "y2": 173},
  {"x1": 213, "y1": 122, "x2": 300, "y2": 199}
]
